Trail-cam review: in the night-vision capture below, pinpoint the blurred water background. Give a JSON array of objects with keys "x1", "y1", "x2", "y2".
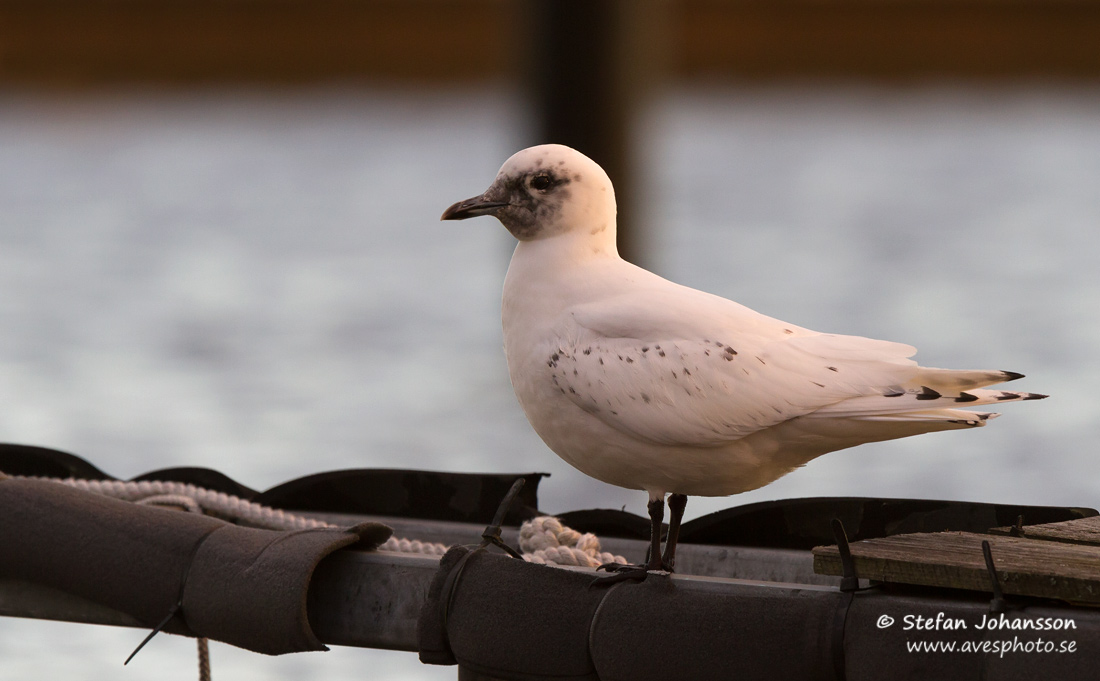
[{"x1": 1, "y1": 83, "x2": 1098, "y2": 679}]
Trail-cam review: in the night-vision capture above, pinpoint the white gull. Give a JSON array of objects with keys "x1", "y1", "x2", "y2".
[{"x1": 442, "y1": 144, "x2": 1046, "y2": 575}]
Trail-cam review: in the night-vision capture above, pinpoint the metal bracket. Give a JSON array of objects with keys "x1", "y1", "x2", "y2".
[
  {"x1": 830, "y1": 518, "x2": 859, "y2": 593},
  {"x1": 981, "y1": 540, "x2": 1007, "y2": 614},
  {"x1": 478, "y1": 478, "x2": 525, "y2": 559}
]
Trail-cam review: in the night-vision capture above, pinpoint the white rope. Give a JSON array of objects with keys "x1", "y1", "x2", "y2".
[
  {"x1": 136, "y1": 494, "x2": 204, "y2": 515},
  {"x1": 13, "y1": 475, "x2": 620, "y2": 566},
  {"x1": 518, "y1": 516, "x2": 627, "y2": 568},
  {"x1": 17, "y1": 476, "x2": 449, "y2": 555}
]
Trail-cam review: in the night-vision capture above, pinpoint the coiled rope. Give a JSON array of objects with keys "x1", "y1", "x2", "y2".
[{"x1": 518, "y1": 515, "x2": 626, "y2": 567}]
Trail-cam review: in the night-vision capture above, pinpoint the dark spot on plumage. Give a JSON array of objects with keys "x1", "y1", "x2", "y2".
[
  {"x1": 948, "y1": 419, "x2": 979, "y2": 426},
  {"x1": 611, "y1": 410, "x2": 618, "y2": 416},
  {"x1": 725, "y1": 346, "x2": 737, "y2": 356},
  {"x1": 617, "y1": 354, "x2": 624, "y2": 361},
  {"x1": 583, "y1": 347, "x2": 592, "y2": 355},
  {"x1": 756, "y1": 356, "x2": 765, "y2": 365},
  {"x1": 997, "y1": 391, "x2": 1015, "y2": 400},
  {"x1": 1023, "y1": 393, "x2": 1048, "y2": 400},
  {"x1": 915, "y1": 386, "x2": 941, "y2": 400},
  {"x1": 672, "y1": 370, "x2": 677, "y2": 378},
  {"x1": 559, "y1": 388, "x2": 566, "y2": 394},
  {"x1": 783, "y1": 328, "x2": 793, "y2": 334},
  {"x1": 826, "y1": 366, "x2": 838, "y2": 372},
  {"x1": 573, "y1": 368, "x2": 578, "y2": 376},
  {"x1": 642, "y1": 346, "x2": 649, "y2": 352},
  {"x1": 883, "y1": 389, "x2": 904, "y2": 397},
  {"x1": 641, "y1": 393, "x2": 651, "y2": 404},
  {"x1": 551, "y1": 353, "x2": 559, "y2": 361},
  {"x1": 683, "y1": 367, "x2": 691, "y2": 376},
  {"x1": 626, "y1": 357, "x2": 634, "y2": 363},
  {"x1": 599, "y1": 358, "x2": 604, "y2": 365},
  {"x1": 703, "y1": 339, "x2": 710, "y2": 344},
  {"x1": 568, "y1": 387, "x2": 576, "y2": 394},
  {"x1": 774, "y1": 406, "x2": 783, "y2": 413},
  {"x1": 955, "y1": 392, "x2": 979, "y2": 402},
  {"x1": 654, "y1": 344, "x2": 661, "y2": 350},
  {"x1": 574, "y1": 173, "x2": 583, "y2": 181},
  {"x1": 658, "y1": 350, "x2": 666, "y2": 357},
  {"x1": 811, "y1": 381, "x2": 825, "y2": 388},
  {"x1": 979, "y1": 413, "x2": 993, "y2": 420},
  {"x1": 704, "y1": 350, "x2": 710, "y2": 356}
]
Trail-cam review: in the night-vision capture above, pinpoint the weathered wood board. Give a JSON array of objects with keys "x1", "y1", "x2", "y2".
[
  {"x1": 814, "y1": 531, "x2": 1100, "y2": 605},
  {"x1": 989, "y1": 515, "x2": 1100, "y2": 546}
]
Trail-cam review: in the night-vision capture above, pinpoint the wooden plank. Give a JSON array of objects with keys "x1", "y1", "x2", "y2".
[
  {"x1": 989, "y1": 515, "x2": 1100, "y2": 546},
  {"x1": 814, "y1": 531, "x2": 1100, "y2": 605}
]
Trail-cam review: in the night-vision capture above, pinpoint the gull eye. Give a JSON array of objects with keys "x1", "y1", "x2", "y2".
[{"x1": 531, "y1": 174, "x2": 552, "y2": 191}]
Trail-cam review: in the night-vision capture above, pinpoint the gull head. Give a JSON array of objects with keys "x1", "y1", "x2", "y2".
[{"x1": 441, "y1": 144, "x2": 616, "y2": 242}]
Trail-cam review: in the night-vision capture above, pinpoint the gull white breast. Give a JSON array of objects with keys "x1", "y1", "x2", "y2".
[{"x1": 442, "y1": 144, "x2": 1046, "y2": 574}]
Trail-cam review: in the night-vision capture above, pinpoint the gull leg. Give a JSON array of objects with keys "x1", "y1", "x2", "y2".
[
  {"x1": 661, "y1": 493, "x2": 687, "y2": 572},
  {"x1": 592, "y1": 493, "x2": 668, "y2": 585},
  {"x1": 644, "y1": 495, "x2": 666, "y2": 570}
]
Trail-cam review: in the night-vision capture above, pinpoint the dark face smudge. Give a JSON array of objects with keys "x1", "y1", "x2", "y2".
[{"x1": 491, "y1": 169, "x2": 573, "y2": 241}]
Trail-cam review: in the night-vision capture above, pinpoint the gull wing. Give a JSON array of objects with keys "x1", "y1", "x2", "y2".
[{"x1": 552, "y1": 294, "x2": 924, "y2": 447}]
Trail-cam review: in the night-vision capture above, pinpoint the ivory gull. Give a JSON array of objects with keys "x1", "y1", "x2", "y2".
[{"x1": 442, "y1": 144, "x2": 1046, "y2": 577}]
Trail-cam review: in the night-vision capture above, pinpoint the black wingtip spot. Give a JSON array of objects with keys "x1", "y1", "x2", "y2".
[
  {"x1": 955, "y1": 392, "x2": 979, "y2": 403},
  {"x1": 1002, "y1": 371, "x2": 1025, "y2": 381},
  {"x1": 915, "y1": 386, "x2": 942, "y2": 400},
  {"x1": 1023, "y1": 393, "x2": 1049, "y2": 400}
]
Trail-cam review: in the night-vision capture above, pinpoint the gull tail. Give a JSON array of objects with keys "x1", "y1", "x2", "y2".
[{"x1": 808, "y1": 369, "x2": 1047, "y2": 426}]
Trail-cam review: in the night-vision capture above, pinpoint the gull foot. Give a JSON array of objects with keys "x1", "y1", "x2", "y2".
[{"x1": 589, "y1": 560, "x2": 669, "y2": 587}]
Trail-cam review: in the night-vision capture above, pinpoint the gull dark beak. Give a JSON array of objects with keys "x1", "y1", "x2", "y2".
[{"x1": 441, "y1": 194, "x2": 509, "y2": 221}]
